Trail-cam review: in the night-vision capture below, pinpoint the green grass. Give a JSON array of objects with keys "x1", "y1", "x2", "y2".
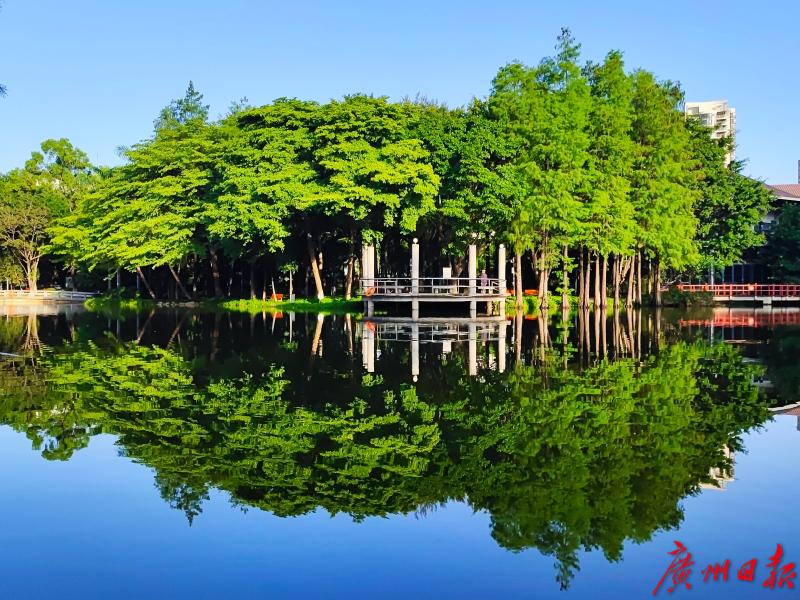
[
  {"x1": 85, "y1": 293, "x2": 364, "y2": 316},
  {"x1": 506, "y1": 295, "x2": 541, "y2": 314},
  {"x1": 84, "y1": 296, "x2": 158, "y2": 313},
  {"x1": 214, "y1": 296, "x2": 363, "y2": 315}
]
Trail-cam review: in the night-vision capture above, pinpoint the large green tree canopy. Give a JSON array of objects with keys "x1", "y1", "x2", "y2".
[{"x1": 0, "y1": 32, "x2": 775, "y2": 302}]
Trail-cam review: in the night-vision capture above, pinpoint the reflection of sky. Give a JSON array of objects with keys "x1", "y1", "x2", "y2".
[{"x1": 1, "y1": 416, "x2": 798, "y2": 599}]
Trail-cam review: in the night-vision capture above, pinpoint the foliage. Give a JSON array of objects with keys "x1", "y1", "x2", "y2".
[
  {"x1": 688, "y1": 121, "x2": 774, "y2": 273},
  {"x1": 0, "y1": 173, "x2": 56, "y2": 290},
  {"x1": 0, "y1": 252, "x2": 25, "y2": 287},
  {"x1": 629, "y1": 71, "x2": 699, "y2": 271},
  {"x1": 0, "y1": 310, "x2": 771, "y2": 587},
  {"x1": 761, "y1": 203, "x2": 800, "y2": 282},
  {"x1": 1, "y1": 33, "x2": 772, "y2": 302}
]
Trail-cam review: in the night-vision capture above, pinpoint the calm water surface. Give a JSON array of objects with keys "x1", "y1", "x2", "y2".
[{"x1": 1, "y1": 305, "x2": 799, "y2": 599}]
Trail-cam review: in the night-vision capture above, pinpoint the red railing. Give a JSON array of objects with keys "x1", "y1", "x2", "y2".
[
  {"x1": 680, "y1": 311, "x2": 800, "y2": 328},
  {"x1": 676, "y1": 284, "x2": 800, "y2": 297}
]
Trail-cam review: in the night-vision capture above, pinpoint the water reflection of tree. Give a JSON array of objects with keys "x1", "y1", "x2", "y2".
[
  {"x1": 0, "y1": 318, "x2": 770, "y2": 588},
  {"x1": 761, "y1": 326, "x2": 800, "y2": 404}
]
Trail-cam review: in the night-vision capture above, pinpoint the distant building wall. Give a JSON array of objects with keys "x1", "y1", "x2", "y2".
[{"x1": 686, "y1": 100, "x2": 736, "y2": 164}]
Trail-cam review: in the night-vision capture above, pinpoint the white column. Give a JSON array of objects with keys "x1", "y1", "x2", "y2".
[
  {"x1": 411, "y1": 322, "x2": 419, "y2": 382},
  {"x1": 498, "y1": 243, "x2": 506, "y2": 319},
  {"x1": 468, "y1": 323, "x2": 477, "y2": 376},
  {"x1": 411, "y1": 238, "x2": 419, "y2": 294},
  {"x1": 364, "y1": 323, "x2": 375, "y2": 373},
  {"x1": 367, "y1": 245, "x2": 375, "y2": 288},
  {"x1": 469, "y1": 243, "x2": 477, "y2": 318},
  {"x1": 411, "y1": 238, "x2": 420, "y2": 319},
  {"x1": 361, "y1": 245, "x2": 369, "y2": 293},
  {"x1": 498, "y1": 321, "x2": 506, "y2": 373},
  {"x1": 366, "y1": 244, "x2": 375, "y2": 316}
]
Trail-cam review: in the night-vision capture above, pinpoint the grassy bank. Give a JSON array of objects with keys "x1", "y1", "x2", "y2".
[
  {"x1": 506, "y1": 295, "x2": 541, "y2": 314},
  {"x1": 84, "y1": 296, "x2": 159, "y2": 313},
  {"x1": 85, "y1": 294, "x2": 364, "y2": 315},
  {"x1": 213, "y1": 296, "x2": 363, "y2": 315}
]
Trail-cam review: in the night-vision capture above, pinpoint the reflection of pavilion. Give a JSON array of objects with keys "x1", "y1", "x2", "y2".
[
  {"x1": 361, "y1": 240, "x2": 507, "y2": 319},
  {"x1": 361, "y1": 318, "x2": 507, "y2": 380}
]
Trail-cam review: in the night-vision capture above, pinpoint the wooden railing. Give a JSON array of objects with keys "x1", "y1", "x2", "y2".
[
  {"x1": 0, "y1": 289, "x2": 96, "y2": 301},
  {"x1": 676, "y1": 284, "x2": 800, "y2": 297},
  {"x1": 362, "y1": 277, "x2": 504, "y2": 297}
]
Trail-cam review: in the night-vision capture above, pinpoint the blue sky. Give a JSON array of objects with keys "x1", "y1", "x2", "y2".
[{"x1": 1, "y1": 0, "x2": 798, "y2": 183}]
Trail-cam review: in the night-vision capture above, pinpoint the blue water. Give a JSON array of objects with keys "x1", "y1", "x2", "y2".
[
  {"x1": 1, "y1": 417, "x2": 798, "y2": 599},
  {"x1": 0, "y1": 307, "x2": 797, "y2": 598}
]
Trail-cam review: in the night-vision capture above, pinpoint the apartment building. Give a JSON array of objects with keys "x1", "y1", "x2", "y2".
[{"x1": 685, "y1": 100, "x2": 736, "y2": 164}]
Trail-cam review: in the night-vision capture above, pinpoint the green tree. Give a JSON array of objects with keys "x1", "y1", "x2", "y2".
[
  {"x1": 0, "y1": 172, "x2": 56, "y2": 290},
  {"x1": 33, "y1": 139, "x2": 97, "y2": 287},
  {"x1": 413, "y1": 100, "x2": 521, "y2": 277},
  {"x1": 583, "y1": 51, "x2": 636, "y2": 309},
  {"x1": 82, "y1": 84, "x2": 216, "y2": 298},
  {"x1": 491, "y1": 29, "x2": 591, "y2": 310},
  {"x1": 761, "y1": 203, "x2": 800, "y2": 282},
  {"x1": 210, "y1": 99, "x2": 320, "y2": 298},
  {"x1": 310, "y1": 95, "x2": 439, "y2": 298},
  {"x1": 0, "y1": 251, "x2": 24, "y2": 287},
  {"x1": 688, "y1": 121, "x2": 773, "y2": 282},
  {"x1": 629, "y1": 71, "x2": 699, "y2": 305},
  {"x1": 0, "y1": 139, "x2": 95, "y2": 290},
  {"x1": 154, "y1": 80, "x2": 209, "y2": 130}
]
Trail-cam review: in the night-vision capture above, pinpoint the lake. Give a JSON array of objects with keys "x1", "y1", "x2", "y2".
[{"x1": 1, "y1": 304, "x2": 798, "y2": 599}]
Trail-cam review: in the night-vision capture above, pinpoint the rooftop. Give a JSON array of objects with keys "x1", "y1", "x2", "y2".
[{"x1": 766, "y1": 184, "x2": 800, "y2": 200}]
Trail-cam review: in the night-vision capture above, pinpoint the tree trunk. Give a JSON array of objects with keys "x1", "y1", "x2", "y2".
[
  {"x1": 561, "y1": 245, "x2": 570, "y2": 311},
  {"x1": 613, "y1": 256, "x2": 621, "y2": 312},
  {"x1": 626, "y1": 256, "x2": 635, "y2": 308},
  {"x1": 136, "y1": 267, "x2": 156, "y2": 299},
  {"x1": 262, "y1": 266, "x2": 268, "y2": 301},
  {"x1": 583, "y1": 249, "x2": 591, "y2": 309},
  {"x1": 636, "y1": 251, "x2": 642, "y2": 306},
  {"x1": 654, "y1": 259, "x2": 663, "y2": 307},
  {"x1": 600, "y1": 255, "x2": 608, "y2": 308},
  {"x1": 168, "y1": 265, "x2": 192, "y2": 300},
  {"x1": 249, "y1": 263, "x2": 256, "y2": 300},
  {"x1": 538, "y1": 268, "x2": 550, "y2": 310},
  {"x1": 514, "y1": 250, "x2": 523, "y2": 310},
  {"x1": 209, "y1": 248, "x2": 223, "y2": 298},
  {"x1": 306, "y1": 234, "x2": 325, "y2": 300},
  {"x1": 288, "y1": 271, "x2": 294, "y2": 298},
  {"x1": 25, "y1": 257, "x2": 40, "y2": 291},
  {"x1": 593, "y1": 254, "x2": 601, "y2": 310},
  {"x1": 344, "y1": 255, "x2": 354, "y2": 300},
  {"x1": 345, "y1": 231, "x2": 355, "y2": 300},
  {"x1": 578, "y1": 248, "x2": 585, "y2": 309}
]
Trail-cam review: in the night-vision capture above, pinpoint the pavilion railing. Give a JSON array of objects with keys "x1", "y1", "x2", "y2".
[
  {"x1": 362, "y1": 277, "x2": 504, "y2": 297},
  {"x1": 372, "y1": 322, "x2": 503, "y2": 343},
  {"x1": 0, "y1": 290, "x2": 96, "y2": 301}
]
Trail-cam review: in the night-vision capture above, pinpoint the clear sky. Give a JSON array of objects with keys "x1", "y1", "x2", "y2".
[{"x1": 1, "y1": 0, "x2": 798, "y2": 183}]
